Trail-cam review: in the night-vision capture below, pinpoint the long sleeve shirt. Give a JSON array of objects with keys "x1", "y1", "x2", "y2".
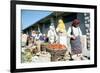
[{"x1": 67, "y1": 26, "x2": 82, "y2": 38}]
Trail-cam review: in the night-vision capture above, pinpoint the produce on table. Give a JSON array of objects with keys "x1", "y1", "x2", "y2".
[
  {"x1": 47, "y1": 43, "x2": 67, "y2": 50},
  {"x1": 22, "y1": 49, "x2": 33, "y2": 62}
]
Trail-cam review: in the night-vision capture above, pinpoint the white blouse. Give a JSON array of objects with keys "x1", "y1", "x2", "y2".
[{"x1": 67, "y1": 26, "x2": 82, "y2": 37}]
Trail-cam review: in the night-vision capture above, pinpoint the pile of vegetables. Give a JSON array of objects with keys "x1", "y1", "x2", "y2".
[
  {"x1": 47, "y1": 43, "x2": 67, "y2": 50},
  {"x1": 21, "y1": 49, "x2": 33, "y2": 63}
]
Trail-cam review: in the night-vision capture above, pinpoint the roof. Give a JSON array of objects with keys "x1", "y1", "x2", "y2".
[{"x1": 22, "y1": 10, "x2": 53, "y2": 30}]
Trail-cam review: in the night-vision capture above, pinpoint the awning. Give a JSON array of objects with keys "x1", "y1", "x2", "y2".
[{"x1": 22, "y1": 10, "x2": 53, "y2": 30}]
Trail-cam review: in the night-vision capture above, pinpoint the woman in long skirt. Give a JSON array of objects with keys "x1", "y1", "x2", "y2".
[{"x1": 67, "y1": 19, "x2": 83, "y2": 60}]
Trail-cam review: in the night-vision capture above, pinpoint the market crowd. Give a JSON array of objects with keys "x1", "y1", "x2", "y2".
[{"x1": 21, "y1": 19, "x2": 88, "y2": 63}]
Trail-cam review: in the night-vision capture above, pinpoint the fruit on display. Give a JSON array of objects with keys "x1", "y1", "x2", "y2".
[{"x1": 47, "y1": 43, "x2": 67, "y2": 50}]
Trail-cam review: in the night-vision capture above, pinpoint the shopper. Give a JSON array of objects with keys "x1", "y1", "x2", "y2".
[{"x1": 67, "y1": 19, "x2": 83, "y2": 60}]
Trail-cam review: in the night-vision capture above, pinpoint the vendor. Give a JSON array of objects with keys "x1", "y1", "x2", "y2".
[
  {"x1": 56, "y1": 19, "x2": 67, "y2": 48},
  {"x1": 67, "y1": 19, "x2": 83, "y2": 60},
  {"x1": 47, "y1": 25, "x2": 57, "y2": 44}
]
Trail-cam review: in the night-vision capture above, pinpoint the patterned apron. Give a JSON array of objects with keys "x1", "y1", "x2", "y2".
[{"x1": 70, "y1": 27, "x2": 82, "y2": 55}]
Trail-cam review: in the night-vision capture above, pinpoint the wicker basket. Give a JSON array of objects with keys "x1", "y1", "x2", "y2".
[{"x1": 46, "y1": 48, "x2": 67, "y2": 61}]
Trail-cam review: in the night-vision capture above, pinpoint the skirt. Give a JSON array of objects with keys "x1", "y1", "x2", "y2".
[{"x1": 70, "y1": 36, "x2": 82, "y2": 55}]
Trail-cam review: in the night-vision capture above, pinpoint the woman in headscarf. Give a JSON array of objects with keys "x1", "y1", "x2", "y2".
[
  {"x1": 67, "y1": 19, "x2": 83, "y2": 60},
  {"x1": 56, "y1": 19, "x2": 68, "y2": 48}
]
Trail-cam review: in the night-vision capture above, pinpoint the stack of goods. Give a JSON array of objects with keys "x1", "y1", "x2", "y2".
[
  {"x1": 21, "y1": 46, "x2": 51, "y2": 63},
  {"x1": 47, "y1": 43, "x2": 67, "y2": 50},
  {"x1": 21, "y1": 49, "x2": 33, "y2": 63},
  {"x1": 21, "y1": 45, "x2": 38, "y2": 63}
]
